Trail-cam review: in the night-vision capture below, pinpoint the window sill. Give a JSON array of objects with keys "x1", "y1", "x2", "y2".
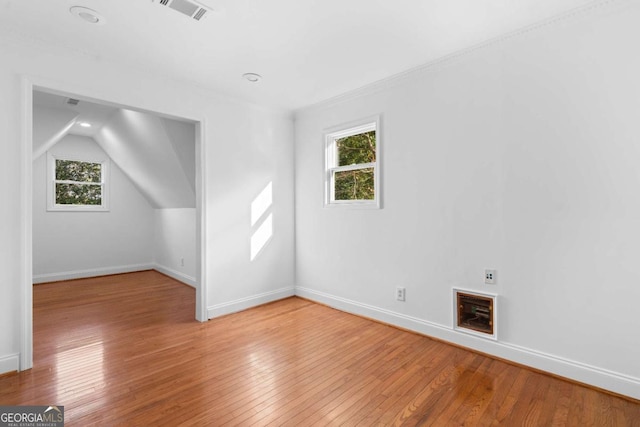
[
  {"x1": 47, "y1": 206, "x2": 110, "y2": 212},
  {"x1": 323, "y1": 200, "x2": 381, "y2": 210}
]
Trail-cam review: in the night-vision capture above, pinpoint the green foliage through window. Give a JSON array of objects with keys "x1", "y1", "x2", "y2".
[
  {"x1": 334, "y1": 168, "x2": 374, "y2": 200},
  {"x1": 336, "y1": 131, "x2": 376, "y2": 166},
  {"x1": 55, "y1": 159, "x2": 103, "y2": 206},
  {"x1": 326, "y1": 119, "x2": 379, "y2": 206},
  {"x1": 333, "y1": 130, "x2": 376, "y2": 201}
]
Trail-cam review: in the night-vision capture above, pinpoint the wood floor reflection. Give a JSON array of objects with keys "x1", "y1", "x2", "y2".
[{"x1": 1, "y1": 271, "x2": 638, "y2": 425}]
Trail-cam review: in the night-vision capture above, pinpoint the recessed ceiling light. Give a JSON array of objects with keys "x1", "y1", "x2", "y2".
[
  {"x1": 70, "y1": 6, "x2": 106, "y2": 25},
  {"x1": 79, "y1": 122, "x2": 92, "y2": 128},
  {"x1": 242, "y1": 73, "x2": 262, "y2": 83}
]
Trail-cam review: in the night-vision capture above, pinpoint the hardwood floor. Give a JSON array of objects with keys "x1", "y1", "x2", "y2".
[{"x1": 1, "y1": 271, "x2": 638, "y2": 426}]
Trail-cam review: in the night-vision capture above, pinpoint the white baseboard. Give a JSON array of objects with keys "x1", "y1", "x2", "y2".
[
  {"x1": 32, "y1": 263, "x2": 155, "y2": 284},
  {"x1": 153, "y1": 264, "x2": 196, "y2": 288},
  {"x1": 0, "y1": 353, "x2": 19, "y2": 375},
  {"x1": 208, "y1": 287, "x2": 295, "y2": 319},
  {"x1": 295, "y1": 286, "x2": 640, "y2": 401}
]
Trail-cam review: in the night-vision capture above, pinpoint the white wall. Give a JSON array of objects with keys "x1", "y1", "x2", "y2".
[
  {"x1": 0, "y1": 34, "x2": 295, "y2": 373},
  {"x1": 206, "y1": 108, "x2": 296, "y2": 317},
  {"x1": 154, "y1": 208, "x2": 196, "y2": 287},
  {"x1": 161, "y1": 118, "x2": 196, "y2": 194},
  {"x1": 32, "y1": 135, "x2": 155, "y2": 283},
  {"x1": 295, "y1": 2, "x2": 640, "y2": 399}
]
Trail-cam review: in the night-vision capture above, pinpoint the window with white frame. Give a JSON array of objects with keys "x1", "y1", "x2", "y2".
[
  {"x1": 47, "y1": 153, "x2": 109, "y2": 211},
  {"x1": 324, "y1": 116, "x2": 380, "y2": 207}
]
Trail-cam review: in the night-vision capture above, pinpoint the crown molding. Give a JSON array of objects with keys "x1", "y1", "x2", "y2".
[{"x1": 295, "y1": 0, "x2": 625, "y2": 118}]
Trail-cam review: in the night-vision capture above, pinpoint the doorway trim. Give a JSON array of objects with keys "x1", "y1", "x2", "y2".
[{"x1": 19, "y1": 75, "x2": 208, "y2": 371}]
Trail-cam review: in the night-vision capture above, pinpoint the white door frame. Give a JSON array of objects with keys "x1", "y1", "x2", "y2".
[{"x1": 19, "y1": 75, "x2": 208, "y2": 371}]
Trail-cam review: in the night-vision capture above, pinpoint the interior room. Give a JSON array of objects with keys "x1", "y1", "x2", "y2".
[
  {"x1": 31, "y1": 91, "x2": 198, "y2": 288},
  {"x1": 1, "y1": 0, "x2": 639, "y2": 423}
]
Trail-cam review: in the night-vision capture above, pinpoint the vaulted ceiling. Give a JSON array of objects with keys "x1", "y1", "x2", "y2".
[
  {"x1": 33, "y1": 91, "x2": 196, "y2": 209},
  {"x1": 1, "y1": 0, "x2": 601, "y2": 110}
]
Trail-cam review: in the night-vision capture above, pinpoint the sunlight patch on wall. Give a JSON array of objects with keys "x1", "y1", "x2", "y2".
[
  {"x1": 250, "y1": 182, "x2": 273, "y2": 261},
  {"x1": 251, "y1": 214, "x2": 273, "y2": 261},
  {"x1": 251, "y1": 182, "x2": 272, "y2": 226}
]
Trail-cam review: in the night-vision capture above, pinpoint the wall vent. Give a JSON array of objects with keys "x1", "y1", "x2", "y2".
[
  {"x1": 453, "y1": 288, "x2": 498, "y2": 340},
  {"x1": 153, "y1": 0, "x2": 211, "y2": 21},
  {"x1": 66, "y1": 98, "x2": 80, "y2": 105}
]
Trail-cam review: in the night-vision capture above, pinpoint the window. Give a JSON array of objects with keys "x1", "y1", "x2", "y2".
[
  {"x1": 324, "y1": 116, "x2": 380, "y2": 207},
  {"x1": 47, "y1": 153, "x2": 109, "y2": 211}
]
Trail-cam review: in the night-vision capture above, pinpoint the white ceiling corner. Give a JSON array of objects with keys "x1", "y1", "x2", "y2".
[{"x1": 4, "y1": 0, "x2": 609, "y2": 110}]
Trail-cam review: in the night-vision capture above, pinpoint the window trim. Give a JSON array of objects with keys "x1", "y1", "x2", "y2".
[
  {"x1": 46, "y1": 152, "x2": 110, "y2": 212},
  {"x1": 324, "y1": 115, "x2": 381, "y2": 208}
]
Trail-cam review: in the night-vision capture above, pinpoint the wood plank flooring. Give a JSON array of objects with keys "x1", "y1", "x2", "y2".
[{"x1": 1, "y1": 271, "x2": 638, "y2": 426}]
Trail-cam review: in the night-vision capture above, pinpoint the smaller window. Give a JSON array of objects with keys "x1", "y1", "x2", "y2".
[
  {"x1": 324, "y1": 116, "x2": 380, "y2": 208},
  {"x1": 47, "y1": 153, "x2": 110, "y2": 211}
]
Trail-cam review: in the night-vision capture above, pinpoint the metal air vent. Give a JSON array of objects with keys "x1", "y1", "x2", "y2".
[
  {"x1": 66, "y1": 98, "x2": 80, "y2": 105},
  {"x1": 153, "y1": 0, "x2": 210, "y2": 21}
]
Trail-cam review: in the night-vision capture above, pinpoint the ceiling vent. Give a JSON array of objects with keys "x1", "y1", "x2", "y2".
[
  {"x1": 153, "y1": 0, "x2": 211, "y2": 21},
  {"x1": 66, "y1": 98, "x2": 80, "y2": 105}
]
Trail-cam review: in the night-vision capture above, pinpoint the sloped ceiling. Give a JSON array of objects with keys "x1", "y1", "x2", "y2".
[
  {"x1": 1, "y1": 0, "x2": 605, "y2": 110},
  {"x1": 33, "y1": 91, "x2": 196, "y2": 209},
  {"x1": 32, "y1": 106, "x2": 78, "y2": 160},
  {"x1": 94, "y1": 109, "x2": 195, "y2": 208}
]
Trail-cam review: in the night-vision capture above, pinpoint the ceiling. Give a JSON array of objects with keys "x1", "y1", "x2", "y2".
[
  {"x1": 2, "y1": 0, "x2": 601, "y2": 110},
  {"x1": 33, "y1": 90, "x2": 197, "y2": 208},
  {"x1": 33, "y1": 91, "x2": 118, "y2": 137}
]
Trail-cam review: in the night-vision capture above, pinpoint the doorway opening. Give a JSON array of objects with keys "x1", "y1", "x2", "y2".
[{"x1": 20, "y1": 79, "x2": 208, "y2": 371}]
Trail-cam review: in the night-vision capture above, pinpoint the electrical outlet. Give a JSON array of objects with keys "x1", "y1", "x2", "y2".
[
  {"x1": 484, "y1": 269, "x2": 496, "y2": 284},
  {"x1": 396, "y1": 287, "x2": 406, "y2": 301},
  {"x1": 181, "y1": 258, "x2": 185, "y2": 267}
]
